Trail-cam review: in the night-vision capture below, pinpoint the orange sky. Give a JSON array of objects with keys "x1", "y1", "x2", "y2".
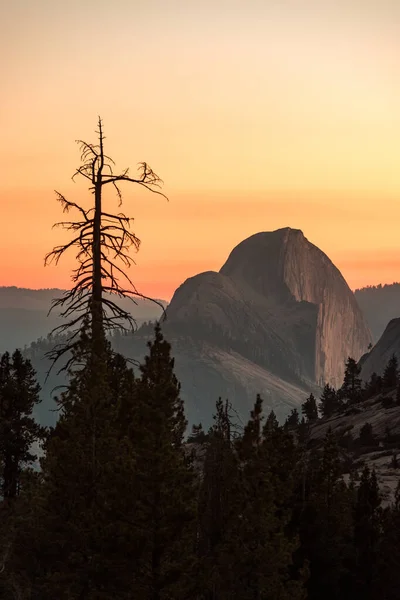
[{"x1": 2, "y1": 0, "x2": 400, "y2": 300}]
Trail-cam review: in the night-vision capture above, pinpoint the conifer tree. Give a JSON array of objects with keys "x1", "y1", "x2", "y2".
[
  {"x1": 0, "y1": 350, "x2": 45, "y2": 500},
  {"x1": 365, "y1": 372, "x2": 383, "y2": 399},
  {"x1": 214, "y1": 399, "x2": 306, "y2": 599},
  {"x1": 0, "y1": 351, "x2": 45, "y2": 596},
  {"x1": 187, "y1": 423, "x2": 207, "y2": 443},
  {"x1": 296, "y1": 430, "x2": 354, "y2": 600},
  {"x1": 130, "y1": 324, "x2": 197, "y2": 600},
  {"x1": 340, "y1": 358, "x2": 362, "y2": 405},
  {"x1": 19, "y1": 332, "x2": 140, "y2": 599},
  {"x1": 197, "y1": 397, "x2": 240, "y2": 598},
  {"x1": 377, "y1": 481, "x2": 400, "y2": 599},
  {"x1": 383, "y1": 354, "x2": 399, "y2": 390},
  {"x1": 285, "y1": 407, "x2": 300, "y2": 429},
  {"x1": 353, "y1": 466, "x2": 382, "y2": 599},
  {"x1": 301, "y1": 393, "x2": 318, "y2": 422},
  {"x1": 319, "y1": 384, "x2": 341, "y2": 418}
]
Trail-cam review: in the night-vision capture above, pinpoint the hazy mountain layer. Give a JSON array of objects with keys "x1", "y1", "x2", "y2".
[
  {"x1": 0, "y1": 287, "x2": 167, "y2": 353},
  {"x1": 355, "y1": 283, "x2": 400, "y2": 342}
]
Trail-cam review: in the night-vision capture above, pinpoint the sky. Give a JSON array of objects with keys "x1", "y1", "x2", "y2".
[{"x1": 2, "y1": 0, "x2": 400, "y2": 300}]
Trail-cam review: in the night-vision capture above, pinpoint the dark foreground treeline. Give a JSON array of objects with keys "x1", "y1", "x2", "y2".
[{"x1": 0, "y1": 327, "x2": 399, "y2": 600}]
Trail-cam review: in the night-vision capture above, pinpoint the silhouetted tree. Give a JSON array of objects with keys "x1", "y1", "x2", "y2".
[
  {"x1": 364, "y1": 372, "x2": 383, "y2": 400},
  {"x1": 223, "y1": 399, "x2": 307, "y2": 600},
  {"x1": 0, "y1": 350, "x2": 45, "y2": 500},
  {"x1": 285, "y1": 407, "x2": 300, "y2": 429},
  {"x1": 20, "y1": 330, "x2": 141, "y2": 599},
  {"x1": 187, "y1": 422, "x2": 208, "y2": 443},
  {"x1": 197, "y1": 397, "x2": 241, "y2": 598},
  {"x1": 383, "y1": 354, "x2": 399, "y2": 390},
  {"x1": 353, "y1": 466, "x2": 382, "y2": 599},
  {"x1": 295, "y1": 430, "x2": 354, "y2": 600},
  {"x1": 302, "y1": 394, "x2": 318, "y2": 422},
  {"x1": 129, "y1": 324, "x2": 197, "y2": 599},
  {"x1": 319, "y1": 384, "x2": 341, "y2": 418},
  {"x1": 341, "y1": 358, "x2": 362, "y2": 404},
  {"x1": 377, "y1": 481, "x2": 400, "y2": 599},
  {"x1": 44, "y1": 117, "x2": 167, "y2": 372}
]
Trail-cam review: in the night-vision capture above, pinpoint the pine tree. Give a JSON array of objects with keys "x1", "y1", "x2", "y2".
[
  {"x1": 301, "y1": 394, "x2": 318, "y2": 422},
  {"x1": 15, "y1": 331, "x2": 141, "y2": 599},
  {"x1": 285, "y1": 407, "x2": 300, "y2": 429},
  {"x1": 319, "y1": 384, "x2": 341, "y2": 418},
  {"x1": 216, "y1": 400, "x2": 306, "y2": 599},
  {"x1": 129, "y1": 324, "x2": 197, "y2": 600},
  {"x1": 187, "y1": 423, "x2": 207, "y2": 443},
  {"x1": 197, "y1": 396, "x2": 241, "y2": 598},
  {"x1": 353, "y1": 466, "x2": 382, "y2": 600},
  {"x1": 0, "y1": 351, "x2": 45, "y2": 596},
  {"x1": 365, "y1": 372, "x2": 383, "y2": 399},
  {"x1": 383, "y1": 354, "x2": 399, "y2": 390},
  {"x1": 341, "y1": 358, "x2": 362, "y2": 405},
  {"x1": 296, "y1": 430, "x2": 354, "y2": 600},
  {"x1": 0, "y1": 350, "x2": 45, "y2": 500},
  {"x1": 377, "y1": 481, "x2": 400, "y2": 599}
]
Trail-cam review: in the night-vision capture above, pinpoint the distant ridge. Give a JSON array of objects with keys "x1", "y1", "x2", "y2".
[
  {"x1": 354, "y1": 283, "x2": 400, "y2": 341},
  {"x1": 0, "y1": 287, "x2": 167, "y2": 353}
]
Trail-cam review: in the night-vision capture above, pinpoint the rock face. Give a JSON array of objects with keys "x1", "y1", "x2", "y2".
[
  {"x1": 166, "y1": 228, "x2": 372, "y2": 388},
  {"x1": 359, "y1": 318, "x2": 400, "y2": 382}
]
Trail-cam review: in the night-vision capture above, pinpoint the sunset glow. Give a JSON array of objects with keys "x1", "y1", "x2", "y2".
[{"x1": 2, "y1": 0, "x2": 400, "y2": 300}]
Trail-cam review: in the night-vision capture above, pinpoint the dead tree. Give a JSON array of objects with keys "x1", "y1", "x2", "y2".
[{"x1": 44, "y1": 117, "x2": 167, "y2": 372}]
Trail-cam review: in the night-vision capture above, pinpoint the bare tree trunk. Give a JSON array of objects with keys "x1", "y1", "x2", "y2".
[
  {"x1": 44, "y1": 116, "x2": 167, "y2": 375},
  {"x1": 91, "y1": 122, "x2": 104, "y2": 348}
]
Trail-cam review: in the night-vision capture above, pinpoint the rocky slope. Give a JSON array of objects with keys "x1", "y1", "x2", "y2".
[
  {"x1": 112, "y1": 331, "x2": 317, "y2": 428},
  {"x1": 310, "y1": 390, "x2": 400, "y2": 506}
]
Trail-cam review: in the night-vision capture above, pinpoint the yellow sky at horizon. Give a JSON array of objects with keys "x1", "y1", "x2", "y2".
[{"x1": 2, "y1": 1, "x2": 400, "y2": 300}]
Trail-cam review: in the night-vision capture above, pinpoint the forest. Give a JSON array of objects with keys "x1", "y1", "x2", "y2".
[{"x1": 1, "y1": 120, "x2": 400, "y2": 599}]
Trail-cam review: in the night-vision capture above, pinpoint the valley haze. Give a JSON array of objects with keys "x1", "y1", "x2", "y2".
[{"x1": 4, "y1": 228, "x2": 397, "y2": 430}]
